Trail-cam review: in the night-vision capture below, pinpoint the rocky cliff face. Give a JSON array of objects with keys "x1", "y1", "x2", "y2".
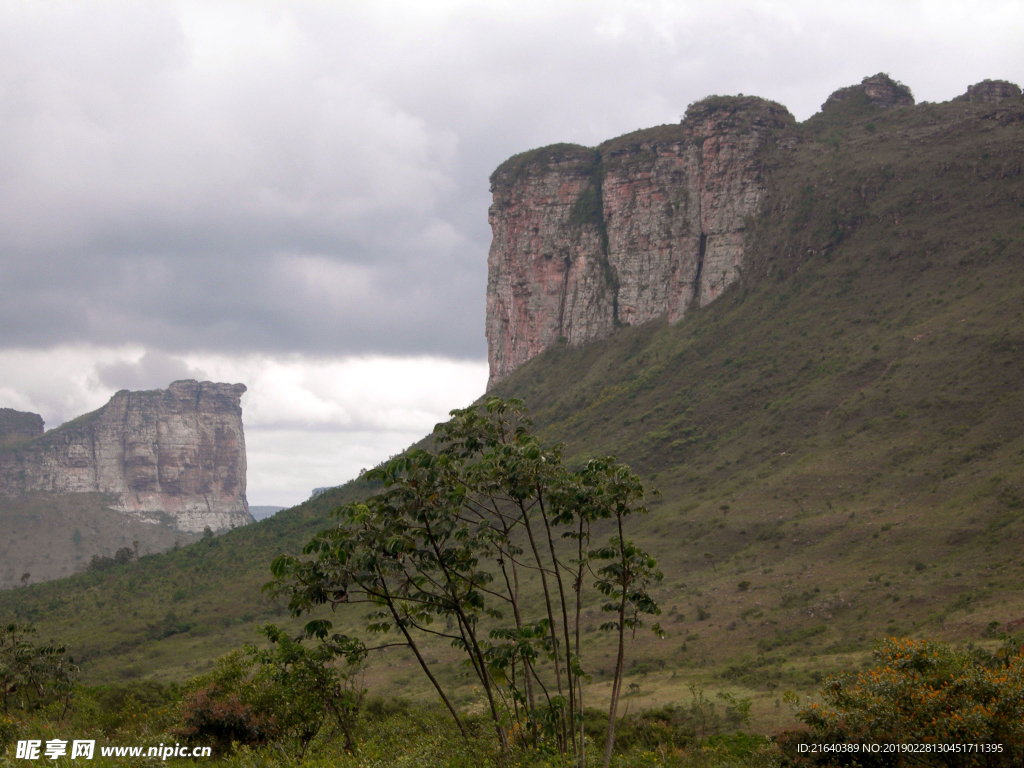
[
  {"x1": 485, "y1": 145, "x2": 616, "y2": 384},
  {"x1": 486, "y1": 96, "x2": 794, "y2": 387},
  {"x1": 0, "y1": 380, "x2": 251, "y2": 533}
]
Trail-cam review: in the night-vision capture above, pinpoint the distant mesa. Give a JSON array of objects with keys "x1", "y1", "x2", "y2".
[
  {"x1": 0, "y1": 380, "x2": 252, "y2": 534},
  {"x1": 250, "y1": 505, "x2": 285, "y2": 521},
  {"x1": 484, "y1": 73, "x2": 1021, "y2": 387},
  {"x1": 310, "y1": 486, "x2": 338, "y2": 500}
]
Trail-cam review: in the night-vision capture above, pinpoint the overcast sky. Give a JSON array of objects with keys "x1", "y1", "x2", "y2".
[{"x1": 0, "y1": 0, "x2": 1020, "y2": 505}]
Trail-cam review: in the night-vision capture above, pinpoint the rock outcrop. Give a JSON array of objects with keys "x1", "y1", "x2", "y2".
[
  {"x1": 958, "y1": 79, "x2": 1022, "y2": 103},
  {"x1": 0, "y1": 381, "x2": 251, "y2": 533},
  {"x1": 486, "y1": 96, "x2": 794, "y2": 387},
  {"x1": 822, "y1": 73, "x2": 914, "y2": 110},
  {"x1": 0, "y1": 408, "x2": 44, "y2": 446}
]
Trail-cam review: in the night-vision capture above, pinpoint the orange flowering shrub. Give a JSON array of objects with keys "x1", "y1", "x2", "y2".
[{"x1": 791, "y1": 637, "x2": 1024, "y2": 766}]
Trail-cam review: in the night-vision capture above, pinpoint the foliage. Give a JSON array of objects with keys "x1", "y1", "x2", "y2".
[
  {"x1": 584, "y1": 688, "x2": 755, "y2": 758},
  {"x1": 175, "y1": 675, "x2": 276, "y2": 756},
  {"x1": 789, "y1": 636, "x2": 1024, "y2": 766},
  {"x1": 268, "y1": 397, "x2": 663, "y2": 763},
  {"x1": 66, "y1": 679, "x2": 178, "y2": 737},
  {"x1": 173, "y1": 624, "x2": 365, "y2": 756},
  {"x1": 87, "y1": 547, "x2": 136, "y2": 573},
  {"x1": 0, "y1": 623, "x2": 77, "y2": 716}
]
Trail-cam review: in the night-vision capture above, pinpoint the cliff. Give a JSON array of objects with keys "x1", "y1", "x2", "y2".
[
  {"x1": 486, "y1": 95, "x2": 795, "y2": 387},
  {"x1": 485, "y1": 74, "x2": 950, "y2": 387},
  {"x1": 0, "y1": 380, "x2": 251, "y2": 533}
]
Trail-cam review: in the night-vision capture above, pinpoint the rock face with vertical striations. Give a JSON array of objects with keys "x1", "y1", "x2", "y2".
[
  {"x1": 0, "y1": 380, "x2": 251, "y2": 534},
  {"x1": 485, "y1": 145, "x2": 616, "y2": 387},
  {"x1": 486, "y1": 95, "x2": 795, "y2": 388}
]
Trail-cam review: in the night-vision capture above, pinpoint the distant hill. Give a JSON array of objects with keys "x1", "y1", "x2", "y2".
[
  {"x1": 2, "y1": 79, "x2": 1023, "y2": 728},
  {"x1": 249, "y1": 505, "x2": 286, "y2": 521}
]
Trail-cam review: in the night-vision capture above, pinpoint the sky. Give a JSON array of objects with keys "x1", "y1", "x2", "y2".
[{"x1": 0, "y1": 0, "x2": 1020, "y2": 506}]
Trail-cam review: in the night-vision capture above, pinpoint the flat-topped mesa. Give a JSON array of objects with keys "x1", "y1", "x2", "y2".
[
  {"x1": 0, "y1": 380, "x2": 252, "y2": 533},
  {"x1": 486, "y1": 95, "x2": 794, "y2": 388},
  {"x1": 823, "y1": 73, "x2": 915, "y2": 110}
]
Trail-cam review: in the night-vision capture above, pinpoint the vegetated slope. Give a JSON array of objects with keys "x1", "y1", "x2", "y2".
[
  {"x1": 0, "y1": 482, "x2": 374, "y2": 683},
  {"x1": 1, "y1": 94, "x2": 1023, "y2": 726},
  {"x1": 489, "y1": 93, "x2": 1024, "y2": 694},
  {"x1": 0, "y1": 493, "x2": 203, "y2": 588}
]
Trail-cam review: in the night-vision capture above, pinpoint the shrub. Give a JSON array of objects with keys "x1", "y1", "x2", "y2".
[
  {"x1": 176, "y1": 681, "x2": 276, "y2": 756},
  {"x1": 790, "y1": 636, "x2": 1024, "y2": 766},
  {"x1": 70, "y1": 680, "x2": 179, "y2": 737},
  {"x1": 173, "y1": 625, "x2": 364, "y2": 757},
  {"x1": 0, "y1": 712, "x2": 17, "y2": 752}
]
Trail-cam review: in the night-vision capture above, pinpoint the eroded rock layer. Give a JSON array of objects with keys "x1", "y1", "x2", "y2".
[
  {"x1": 0, "y1": 381, "x2": 251, "y2": 533},
  {"x1": 486, "y1": 96, "x2": 794, "y2": 387}
]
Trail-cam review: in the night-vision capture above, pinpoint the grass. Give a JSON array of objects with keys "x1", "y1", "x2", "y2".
[
  {"x1": 0, "y1": 691, "x2": 781, "y2": 768},
  {"x1": 1, "y1": 92, "x2": 1024, "y2": 738},
  {"x1": 0, "y1": 494, "x2": 202, "y2": 589}
]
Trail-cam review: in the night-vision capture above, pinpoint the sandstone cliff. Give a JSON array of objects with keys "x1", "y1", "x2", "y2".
[
  {"x1": 0, "y1": 380, "x2": 251, "y2": 533},
  {"x1": 486, "y1": 95, "x2": 794, "y2": 387}
]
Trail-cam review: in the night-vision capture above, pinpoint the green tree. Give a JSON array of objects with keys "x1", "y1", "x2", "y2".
[
  {"x1": 0, "y1": 623, "x2": 78, "y2": 717},
  {"x1": 267, "y1": 397, "x2": 664, "y2": 763},
  {"x1": 589, "y1": 459, "x2": 665, "y2": 768}
]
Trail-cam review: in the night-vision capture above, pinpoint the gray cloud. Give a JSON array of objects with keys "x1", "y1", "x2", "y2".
[
  {"x1": 96, "y1": 350, "x2": 207, "y2": 392},
  {"x1": 0, "y1": 1, "x2": 1020, "y2": 361}
]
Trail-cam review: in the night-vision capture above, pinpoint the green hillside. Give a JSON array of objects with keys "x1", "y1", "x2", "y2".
[
  {"x1": 0, "y1": 493, "x2": 204, "y2": 589},
  {"x1": 2, "y1": 92, "x2": 1023, "y2": 732}
]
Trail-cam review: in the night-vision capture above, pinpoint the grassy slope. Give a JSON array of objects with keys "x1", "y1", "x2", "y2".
[
  {"x1": 0, "y1": 482, "x2": 374, "y2": 682},
  {"x1": 1, "y1": 93, "x2": 1023, "y2": 732},
  {"x1": 0, "y1": 493, "x2": 203, "y2": 588},
  {"x1": 488, "y1": 93, "x2": 1024, "y2": 725}
]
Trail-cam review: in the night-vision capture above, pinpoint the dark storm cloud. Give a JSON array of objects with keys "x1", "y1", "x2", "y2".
[{"x1": 0, "y1": 1, "x2": 1019, "y2": 360}]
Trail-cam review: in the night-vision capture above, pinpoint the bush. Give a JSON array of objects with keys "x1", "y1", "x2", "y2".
[
  {"x1": 70, "y1": 680, "x2": 179, "y2": 737},
  {"x1": 0, "y1": 712, "x2": 17, "y2": 752},
  {"x1": 790, "y1": 636, "x2": 1024, "y2": 766},
  {"x1": 173, "y1": 625, "x2": 364, "y2": 757},
  {"x1": 176, "y1": 680, "x2": 276, "y2": 756}
]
